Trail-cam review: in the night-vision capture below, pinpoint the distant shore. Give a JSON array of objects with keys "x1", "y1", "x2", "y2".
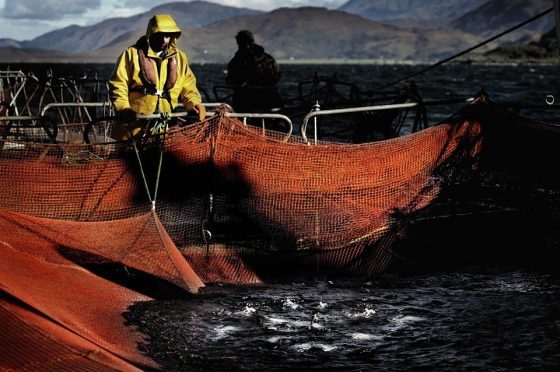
[
  {"x1": 279, "y1": 58, "x2": 559, "y2": 66},
  {"x1": 1, "y1": 56, "x2": 558, "y2": 66}
]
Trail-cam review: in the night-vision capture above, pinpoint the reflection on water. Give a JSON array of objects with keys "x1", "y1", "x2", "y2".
[{"x1": 126, "y1": 268, "x2": 560, "y2": 371}]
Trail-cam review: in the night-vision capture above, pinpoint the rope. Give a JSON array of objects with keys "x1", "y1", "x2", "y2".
[
  {"x1": 129, "y1": 113, "x2": 170, "y2": 210},
  {"x1": 374, "y1": 7, "x2": 554, "y2": 92},
  {"x1": 131, "y1": 138, "x2": 154, "y2": 205},
  {"x1": 151, "y1": 114, "x2": 169, "y2": 207}
]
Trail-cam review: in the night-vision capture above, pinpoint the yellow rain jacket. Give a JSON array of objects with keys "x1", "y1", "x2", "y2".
[{"x1": 108, "y1": 14, "x2": 202, "y2": 139}]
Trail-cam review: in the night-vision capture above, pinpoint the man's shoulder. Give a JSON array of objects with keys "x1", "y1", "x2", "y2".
[{"x1": 117, "y1": 45, "x2": 138, "y2": 60}]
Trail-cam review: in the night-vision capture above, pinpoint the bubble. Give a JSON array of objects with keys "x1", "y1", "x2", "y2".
[{"x1": 283, "y1": 298, "x2": 299, "y2": 310}]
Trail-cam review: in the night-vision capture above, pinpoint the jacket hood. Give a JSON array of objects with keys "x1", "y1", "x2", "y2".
[
  {"x1": 146, "y1": 14, "x2": 182, "y2": 40},
  {"x1": 144, "y1": 14, "x2": 181, "y2": 57}
]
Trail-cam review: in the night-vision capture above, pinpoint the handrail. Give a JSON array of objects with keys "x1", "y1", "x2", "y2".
[
  {"x1": 0, "y1": 115, "x2": 57, "y2": 143},
  {"x1": 40, "y1": 101, "x2": 112, "y2": 116},
  {"x1": 300, "y1": 98, "x2": 476, "y2": 144},
  {"x1": 39, "y1": 101, "x2": 231, "y2": 117},
  {"x1": 139, "y1": 111, "x2": 292, "y2": 142},
  {"x1": 84, "y1": 110, "x2": 293, "y2": 144},
  {"x1": 0, "y1": 115, "x2": 46, "y2": 121},
  {"x1": 175, "y1": 102, "x2": 235, "y2": 112},
  {"x1": 227, "y1": 112, "x2": 293, "y2": 142},
  {"x1": 301, "y1": 102, "x2": 419, "y2": 144},
  {"x1": 0, "y1": 71, "x2": 26, "y2": 78}
]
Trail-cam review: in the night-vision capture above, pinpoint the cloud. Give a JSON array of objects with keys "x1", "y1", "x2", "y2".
[{"x1": 1, "y1": 0, "x2": 101, "y2": 20}]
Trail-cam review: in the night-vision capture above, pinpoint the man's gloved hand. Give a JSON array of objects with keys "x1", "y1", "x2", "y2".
[
  {"x1": 116, "y1": 108, "x2": 137, "y2": 123},
  {"x1": 192, "y1": 103, "x2": 207, "y2": 122}
]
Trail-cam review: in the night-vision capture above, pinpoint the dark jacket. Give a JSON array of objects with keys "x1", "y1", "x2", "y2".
[{"x1": 226, "y1": 44, "x2": 281, "y2": 88}]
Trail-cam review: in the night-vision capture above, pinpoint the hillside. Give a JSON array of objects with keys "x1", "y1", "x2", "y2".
[
  {"x1": 0, "y1": 39, "x2": 24, "y2": 48},
  {"x1": 481, "y1": 27, "x2": 559, "y2": 62},
  {"x1": 0, "y1": 46, "x2": 69, "y2": 63},
  {"x1": 338, "y1": 0, "x2": 488, "y2": 27},
  {"x1": 86, "y1": 7, "x2": 488, "y2": 64},
  {"x1": 22, "y1": 1, "x2": 261, "y2": 54},
  {"x1": 450, "y1": 0, "x2": 555, "y2": 43}
]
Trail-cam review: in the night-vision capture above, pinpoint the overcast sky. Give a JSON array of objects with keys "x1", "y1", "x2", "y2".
[{"x1": 0, "y1": 0, "x2": 347, "y2": 41}]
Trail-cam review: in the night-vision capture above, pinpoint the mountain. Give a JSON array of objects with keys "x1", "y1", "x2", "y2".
[
  {"x1": 338, "y1": 0, "x2": 489, "y2": 27},
  {"x1": 0, "y1": 39, "x2": 24, "y2": 48},
  {"x1": 450, "y1": 0, "x2": 555, "y2": 42},
  {"x1": 481, "y1": 27, "x2": 559, "y2": 62},
  {"x1": 86, "y1": 7, "x2": 488, "y2": 63},
  {"x1": 0, "y1": 46, "x2": 69, "y2": 63},
  {"x1": 22, "y1": 1, "x2": 261, "y2": 53}
]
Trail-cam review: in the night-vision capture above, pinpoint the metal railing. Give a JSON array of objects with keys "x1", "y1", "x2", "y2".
[
  {"x1": 141, "y1": 110, "x2": 293, "y2": 142},
  {"x1": 83, "y1": 110, "x2": 293, "y2": 144},
  {"x1": 40, "y1": 101, "x2": 113, "y2": 126},
  {"x1": 227, "y1": 112, "x2": 293, "y2": 141},
  {"x1": 301, "y1": 102, "x2": 419, "y2": 144},
  {"x1": 175, "y1": 102, "x2": 234, "y2": 113},
  {"x1": 300, "y1": 98, "x2": 477, "y2": 144},
  {"x1": 0, "y1": 115, "x2": 57, "y2": 143},
  {"x1": 40, "y1": 101, "x2": 113, "y2": 117}
]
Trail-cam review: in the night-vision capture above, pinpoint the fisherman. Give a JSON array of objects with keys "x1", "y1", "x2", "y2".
[
  {"x1": 108, "y1": 14, "x2": 206, "y2": 140},
  {"x1": 226, "y1": 30, "x2": 282, "y2": 113}
]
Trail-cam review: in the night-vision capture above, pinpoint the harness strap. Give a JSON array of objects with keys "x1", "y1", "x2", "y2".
[{"x1": 129, "y1": 86, "x2": 171, "y2": 101}]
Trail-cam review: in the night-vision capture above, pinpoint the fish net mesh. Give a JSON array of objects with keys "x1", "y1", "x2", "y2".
[{"x1": 0, "y1": 105, "x2": 483, "y2": 368}]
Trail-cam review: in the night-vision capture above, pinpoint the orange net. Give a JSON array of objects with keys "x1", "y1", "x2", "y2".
[
  {"x1": 162, "y1": 111, "x2": 481, "y2": 278},
  {"x1": 0, "y1": 105, "x2": 483, "y2": 369},
  {"x1": 0, "y1": 293, "x2": 140, "y2": 371}
]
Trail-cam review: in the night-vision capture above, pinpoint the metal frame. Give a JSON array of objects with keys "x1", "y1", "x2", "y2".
[
  {"x1": 300, "y1": 98, "x2": 478, "y2": 144},
  {"x1": 0, "y1": 71, "x2": 28, "y2": 116},
  {"x1": 139, "y1": 111, "x2": 293, "y2": 142},
  {"x1": 40, "y1": 101, "x2": 113, "y2": 126},
  {"x1": 0, "y1": 115, "x2": 57, "y2": 143},
  {"x1": 301, "y1": 102, "x2": 419, "y2": 144},
  {"x1": 83, "y1": 110, "x2": 293, "y2": 144},
  {"x1": 39, "y1": 101, "x2": 112, "y2": 117}
]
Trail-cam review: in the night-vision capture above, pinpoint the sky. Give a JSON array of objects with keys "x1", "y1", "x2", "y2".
[{"x1": 0, "y1": 0, "x2": 347, "y2": 41}]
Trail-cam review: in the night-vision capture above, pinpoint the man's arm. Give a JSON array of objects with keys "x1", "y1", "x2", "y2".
[
  {"x1": 180, "y1": 63, "x2": 206, "y2": 121},
  {"x1": 108, "y1": 50, "x2": 133, "y2": 112}
]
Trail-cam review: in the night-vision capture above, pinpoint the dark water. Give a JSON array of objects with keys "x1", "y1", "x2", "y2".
[
  {"x1": 4, "y1": 62, "x2": 559, "y2": 123},
  {"x1": 127, "y1": 269, "x2": 560, "y2": 371},
  {"x1": 4, "y1": 62, "x2": 560, "y2": 370}
]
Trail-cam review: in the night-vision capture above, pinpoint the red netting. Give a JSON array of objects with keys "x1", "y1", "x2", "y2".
[
  {"x1": 0, "y1": 105, "x2": 483, "y2": 369},
  {"x1": 160, "y1": 111, "x2": 481, "y2": 277},
  {"x1": 0, "y1": 294, "x2": 140, "y2": 371}
]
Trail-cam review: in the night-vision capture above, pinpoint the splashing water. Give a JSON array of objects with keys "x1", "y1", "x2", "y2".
[{"x1": 126, "y1": 268, "x2": 560, "y2": 371}]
